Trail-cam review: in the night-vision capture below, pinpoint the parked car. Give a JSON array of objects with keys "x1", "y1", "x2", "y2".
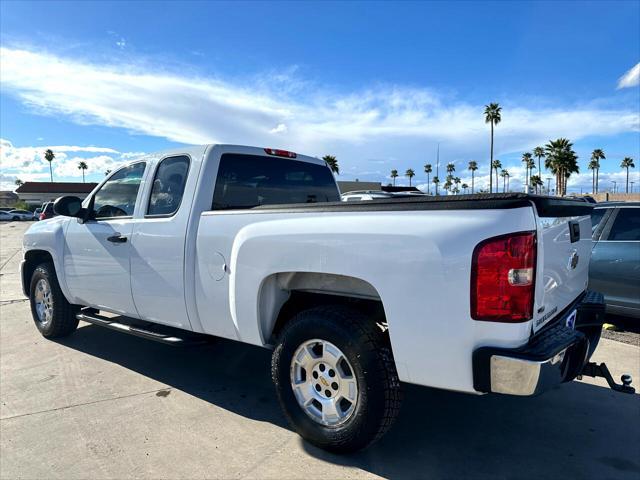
[
  {"x1": 590, "y1": 202, "x2": 640, "y2": 319},
  {"x1": 8, "y1": 209, "x2": 34, "y2": 221},
  {"x1": 38, "y1": 202, "x2": 55, "y2": 221},
  {"x1": 0, "y1": 211, "x2": 18, "y2": 221},
  {"x1": 32, "y1": 208, "x2": 42, "y2": 220},
  {"x1": 341, "y1": 190, "x2": 395, "y2": 201},
  {"x1": 21, "y1": 144, "x2": 628, "y2": 453},
  {"x1": 0, "y1": 207, "x2": 14, "y2": 212}
]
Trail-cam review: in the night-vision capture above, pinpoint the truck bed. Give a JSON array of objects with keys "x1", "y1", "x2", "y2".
[{"x1": 248, "y1": 193, "x2": 594, "y2": 217}]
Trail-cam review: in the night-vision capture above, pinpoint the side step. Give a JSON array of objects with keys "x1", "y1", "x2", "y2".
[{"x1": 76, "y1": 309, "x2": 208, "y2": 346}]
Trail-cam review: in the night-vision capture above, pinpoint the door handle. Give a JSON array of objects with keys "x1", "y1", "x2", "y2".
[{"x1": 107, "y1": 234, "x2": 128, "y2": 243}]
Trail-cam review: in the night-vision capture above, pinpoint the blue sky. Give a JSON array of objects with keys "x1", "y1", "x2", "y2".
[{"x1": 1, "y1": 0, "x2": 639, "y2": 193}]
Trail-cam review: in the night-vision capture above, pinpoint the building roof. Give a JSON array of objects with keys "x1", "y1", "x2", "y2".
[{"x1": 15, "y1": 182, "x2": 98, "y2": 194}]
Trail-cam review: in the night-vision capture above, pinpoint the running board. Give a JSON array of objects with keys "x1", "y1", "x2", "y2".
[{"x1": 76, "y1": 310, "x2": 208, "y2": 346}]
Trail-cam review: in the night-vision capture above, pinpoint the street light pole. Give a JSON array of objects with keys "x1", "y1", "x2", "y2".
[
  {"x1": 631, "y1": 181, "x2": 635, "y2": 193},
  {"x1": 612, "y1": 181, "x2": 617, "y2": 194},
  {"x1": 546, "y1": 177, "x2": 551, "y2": 195}
]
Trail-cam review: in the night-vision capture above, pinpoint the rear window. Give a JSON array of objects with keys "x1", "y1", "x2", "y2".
[
  {"x1": 212, "y1": 154, "x2": 339, "y2": 210},
  {"x1": 608, "y1": 208, "x2": 640, "y2": 241}
]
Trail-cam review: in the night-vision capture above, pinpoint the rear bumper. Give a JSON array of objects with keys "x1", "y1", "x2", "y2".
[{"x1": 473, "y1": 291, "x2": 605, "y2": 396}]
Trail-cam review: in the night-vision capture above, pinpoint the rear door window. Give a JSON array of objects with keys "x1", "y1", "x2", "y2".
[
  {"x1": 147, "y1": 155, "x2": 190, "y2": 216},
  {"x1": 212, "y1": 154, "x2": 339, "y2": 210},
  {"x1": 607, "y1": 208, "x2": 640, "y2": 241}
]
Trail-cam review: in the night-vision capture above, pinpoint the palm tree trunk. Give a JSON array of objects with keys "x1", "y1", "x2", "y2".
[
  {"x1": 471, "y1": 172, "x2": 475, "y2": 194},
  {"x1": 489, "y1": 123, "x2": 494, "y2": 193},
  {"x1": 427, "y1": 173, "x2": 430, "y2": 194},
  {"x1": 596, "y1": 168, "x2": 599, "y2": 194},
  {"x1": 393, "y1": 177, "x2": 396, "y2": 186},
  {"x1": 626, "y1": 168, "x2": 629, "y2": 193},
  {"x1": 82, "y1": 170, "x2": 85, "y2": 183},
  {"x1": 49, "y1": 162, "x2": 53, "y2": 183}
]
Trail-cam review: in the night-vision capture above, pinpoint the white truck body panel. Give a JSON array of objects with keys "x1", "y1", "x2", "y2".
[{"x1": 22, "y1": 144, "x2": 593, "y2": 395}]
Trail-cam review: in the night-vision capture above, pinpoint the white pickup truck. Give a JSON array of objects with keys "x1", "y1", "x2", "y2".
[{"x1": 21, "y1": 144, "x2": 632, "y2": 452}]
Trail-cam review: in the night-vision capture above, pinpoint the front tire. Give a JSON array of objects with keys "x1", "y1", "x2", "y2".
[
  {"x1": 29, "y1": 263, "x2": 79, "y2": 338},
  {"x1": 271, "y1": 305, "x2": 402, "y2": 453}
]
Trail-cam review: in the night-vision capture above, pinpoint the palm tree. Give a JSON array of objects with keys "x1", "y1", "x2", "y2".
[
  {"x1": 454, "y1": 176, "x2": 461, "y2": 194},
  {"x1": 322, "y1": 155, "x2": 339, "y2": 175},
  {"x1": 621, "y1": 157, "x2": 636, "y2": 193},
  {"x1": 522, "y1": 152, "x2": 533, "y2": 192},
  {"x1": 390, "y1": 169, "x2": 398, "y2": 186},
  {"x1": 591, "y1": 149, "x2": 605, "y2": 193},
  {"x1": 443, "y1": 177, "x2": 453, "y2": 194},
  {"x1": 14, "y1": 179, "x2": 24, "y2": 187},
  {"x1": 78, "y1": 161, "x2": 88, "y2": 182},
  {"x1": 484, "y1": 103, "x2": 502, "y2": 193},
  {"x1": 588, "y1": 159, "x2": 598, "y2": 194},
  {"x1": 424, "y1": 164, "x2": 432, "y2": 194},
  {"x1": 491, "y1": 159, "x2": 502, "y2": 192},
  {"x1": 446, "y1": 162, "x2": 455, "y2": 177},
  {"x1": 44, "y1": 149, "x2": 55, "y2": 182},
  {"x1": 500, "y1": 169, "x2": 509, "y2": 193},
  {"x1": 530, "y1": 175, "x2": 543, "y2": 194},
  {"x1": 533, "y1": 146, "x2": 545, "y2": 178},
  {"x1": 461, "y1": 183, "x2": 469, "y2": 194},
  {"x1": 468, "y1": 161, "x2": 478, "y2": 193},
  {"x1": 405, "y1": 169, "x2": 415, "y2": 187},
  {"x1": 432, "y1": 176, "x2": 440, "y2": 195},
  {"x1": 527, "y1": 158, "x2": 536, "y2": 193},
  {"x1": 545, "y1": 138, "x2": 579, "y2": 196}
]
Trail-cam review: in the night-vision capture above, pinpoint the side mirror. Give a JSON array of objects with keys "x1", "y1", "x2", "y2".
[{"x1": 53, "y1": 196, "x2": 85, "y2": 219}]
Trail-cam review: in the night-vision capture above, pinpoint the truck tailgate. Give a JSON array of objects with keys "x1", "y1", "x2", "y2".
[{"x1": 533, "y1": 214, "x2": 592, "y2": 332}]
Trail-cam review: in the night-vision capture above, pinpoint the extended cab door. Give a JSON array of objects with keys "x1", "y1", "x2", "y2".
[
  {"x1": 63, "y1": 162, "x2": 147, "y2": 317},
  {"x1": 129, "y1": 155, "x2": 194, "y2": 330}
]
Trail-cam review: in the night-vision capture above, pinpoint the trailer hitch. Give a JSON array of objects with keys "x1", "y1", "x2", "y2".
[{"x1": 578, "y1": 362, "x2": 635, "y2": 394}]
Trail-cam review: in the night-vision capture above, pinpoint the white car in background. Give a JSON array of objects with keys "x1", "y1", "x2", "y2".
[
  {"x1": 341, "y1": 190, "x2": 395, "y2": 201},
  {"x1": 8, "y1": 209, "x2": 34, "y2": 221},
  {"x1": 0, "y1": 211, "x2": 16, "y2": 221}
]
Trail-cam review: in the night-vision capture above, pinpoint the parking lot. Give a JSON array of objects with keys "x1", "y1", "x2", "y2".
[{"x1": 1, "y1": 220, "x2": 639, "y2": 479}]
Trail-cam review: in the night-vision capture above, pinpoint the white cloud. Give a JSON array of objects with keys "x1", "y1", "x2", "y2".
[
  {"x1": 270, "y1": 123, "x2": 288, "y2": 134},
  {"x1": 0, "y1": 138, "x2": 131, "y2": 185},
  {"x1": 617, "y1": 62, "x2": 640, "y2": 89},
  {"x1": 0, "y1": 47, "x2": 638, "y2": 186}
]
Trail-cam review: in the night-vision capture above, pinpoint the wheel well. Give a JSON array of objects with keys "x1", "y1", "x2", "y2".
[
  {"x1": 22, "y1": 250, "x2": 54, "y2": 294},
  {"x1": 265, "y1": 290, "x2": 386, "y2": 346}
]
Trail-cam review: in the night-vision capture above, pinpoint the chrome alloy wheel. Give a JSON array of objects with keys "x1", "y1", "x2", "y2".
[
  {"x1": 34, "y1": 278, "x2": 53, "y2": 325},
  {"x1": 290, "y1": 339, "x2": 359, "y2": 426}
]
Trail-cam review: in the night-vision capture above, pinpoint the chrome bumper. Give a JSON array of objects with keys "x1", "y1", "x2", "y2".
[
  {"x1": 473, "y1": 291, "x2": 605, "y2": 396},
  {"x1": 489, "y1": 349, "x2": 570, "y2": 396}
]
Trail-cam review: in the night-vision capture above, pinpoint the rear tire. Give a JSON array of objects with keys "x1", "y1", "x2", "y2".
[
  {"x1": 29, "y1": 263, "x2": 79, "y2": 338},
  {"x1": 271, "y1": 305, "x2": 402, "y2": 453}
]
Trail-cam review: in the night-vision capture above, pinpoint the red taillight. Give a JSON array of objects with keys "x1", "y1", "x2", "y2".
[
  {"x1": 471, "y1": 231, "x2": 536, "y2": 322},
  {"x1": 264, "y1": 148, "x2": 297, "y2": 158},
  {"x1": 39, "y1": 213, "x2": 45, "y2": 220}
]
